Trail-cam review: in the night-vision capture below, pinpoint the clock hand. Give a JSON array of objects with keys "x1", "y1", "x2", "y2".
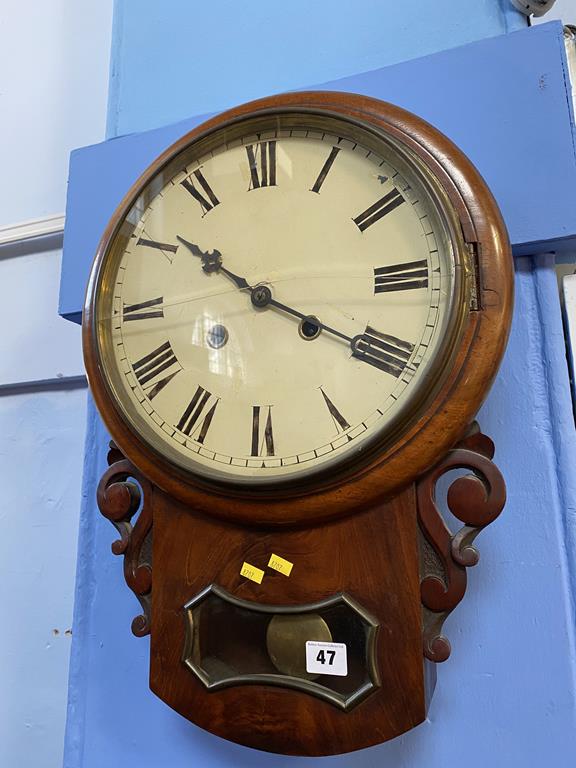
[
  {"x1": 176, "y1": 235, "x2": 252, "y2": 290},
  {"x1": 176, "y1": 235, "x2": 224, "y2": 274},
  {"x1": 218, "y1": 265, "x2": 251, "y2": 291},
  {"x1": 175, "y1": 235, "x2": 204, "y2": 260},
  {"x1": 176, "y1": 235, "x2": 355, "y2": 346},
  {"x1": 255, "y1": 288, "x2": 354, "y2": 345}
]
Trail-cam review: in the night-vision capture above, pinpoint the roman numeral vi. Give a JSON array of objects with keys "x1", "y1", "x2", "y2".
[{"x1": 251, "y1": 405, "x2": 274, "y2": 456}]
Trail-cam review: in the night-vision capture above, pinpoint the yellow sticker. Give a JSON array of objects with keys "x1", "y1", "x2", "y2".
[
  {"x1": 240, "y1": 562, "x2": 264, "y2": 584},
  {"x1": 268, "y1": 554, "x2": 294, "y2": 577}
]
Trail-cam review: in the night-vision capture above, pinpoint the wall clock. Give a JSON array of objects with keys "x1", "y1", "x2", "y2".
[{"x1": 83, "y1": 91, "x2": 512, "y2": 755}]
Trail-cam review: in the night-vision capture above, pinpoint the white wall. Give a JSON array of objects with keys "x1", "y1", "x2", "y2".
[
  {"x1": 0, "y1": 1, "x2": 113, "y2": 226},
  {"x1": 0, "y1": 388, "x2": 90, "y2": 766},
  {"x1": 0, "y1": 248, "x2": 87, "y2": 385},
  {"x1": 0, "y1": 3, "x2": 113, "y2": 767},
  {"x1": 532, "y1": 0, "x2": 576, "y2": 24}
]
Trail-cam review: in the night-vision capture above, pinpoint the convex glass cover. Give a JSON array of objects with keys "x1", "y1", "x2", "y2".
[{"x1": 92, "y1": 112, "x2": 469, "y2": 486}]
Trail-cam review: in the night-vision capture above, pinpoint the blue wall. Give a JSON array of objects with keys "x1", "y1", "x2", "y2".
[
  {"x1": 64, "y1": 2, "x2": 576, "y2": 766},
  {"x1": 59, "y1": 22, "x2": 576, "y2": 321},
  {"x1": 0, "y1": 5, "x2": 112, "y2": 768},
  {"x1": 107, "y1": 0, "x2": 525, "y2": 135}
]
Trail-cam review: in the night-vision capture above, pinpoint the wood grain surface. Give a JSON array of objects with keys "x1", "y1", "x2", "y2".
[{"x1": 150, "y1": 484, "x2": 428, "y2": 755}]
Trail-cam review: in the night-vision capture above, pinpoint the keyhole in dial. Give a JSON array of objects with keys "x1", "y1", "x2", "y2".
[
  {"x1": 206, "y1": 324, "x2": 229, "y2": 349},
  {"x1": 299, "y1": 316, "x2": 322, "y2": 341}
]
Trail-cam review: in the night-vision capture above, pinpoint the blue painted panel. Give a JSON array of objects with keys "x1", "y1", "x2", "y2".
[
  {"x1": 64, "y1": 262, "x2": 576, "y2": 767},
  {"x1": 59, "y1": 23, "x2": 576, "y2": 322},
  {"x1": 107, "y1": 0, "x2": 525, "y2": 136}
]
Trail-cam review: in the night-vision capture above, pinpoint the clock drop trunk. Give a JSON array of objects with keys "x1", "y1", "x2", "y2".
[{"x1": 149, "y1": 486, "x2": 432, "y2": 756}]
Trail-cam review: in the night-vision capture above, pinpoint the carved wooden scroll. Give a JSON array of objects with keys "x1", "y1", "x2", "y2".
[
  {"x1": 417, "y1": 423, "x2": 505, "y2": 662},
  {"x1": 96, "y1": 423, "x2": 505, "y2": 664},
  {"x1": 97, "y1": 442, "x2": 153, "y2": 636}
]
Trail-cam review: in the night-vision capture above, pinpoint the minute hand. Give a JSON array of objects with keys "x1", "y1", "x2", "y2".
[
  {"x1": 225, "y1": 272, "x2": 354, "y2": 345},
  {"x1": 217, "y1": 266, "x2": 354, "y2": 346},
  {"x1": 176, "y1": 235, "x2": 353, "y2": 345},
  {"x1": 263, "y1": 295, "x2": 353, "y2": 345},
  {"x1": 224, "y1": 270, "x2": 354, "y2": 345}
]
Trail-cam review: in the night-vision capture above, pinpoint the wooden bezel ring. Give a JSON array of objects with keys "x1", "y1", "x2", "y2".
[{"x1": 83, "y1": 91, "x2": 513, "y2": 527}]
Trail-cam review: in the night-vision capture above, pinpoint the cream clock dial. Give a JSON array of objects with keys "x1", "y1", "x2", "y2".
[{"x1": 94, "y1": 114, "x2": 466, "y2": 486}]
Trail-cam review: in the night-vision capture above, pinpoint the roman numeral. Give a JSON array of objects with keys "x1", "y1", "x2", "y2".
[
  {"x1": 181, "y1": 168, "x2": 220, "y2": 215},
  {"x1": 246, "y1": 141, "x2": 277, "y2": 190},
  {"x1": 123, "y1": 296, "x2": 164, "y2": 321},
  {"x1": 352, "y1": 326, "x2": 414, "y2": 378},
  {"x1": 251, "y1": 405, "x2": 274, "y2": 456},
  {"x1": 310, "y1": 146, "x2": 341, "y2": 193},
  {"x1": 132, "y1": 341, "x2": 181, "y2": 399},
  {"x1": 176, "y1": 386, "x2": 219, "y2": 444},
  {"x1": 136, "y1": 237, "x2": 179, "y2": 263},
  {"x1": 374, "y1": 260, "x2": 429, "y2": 294},
  {"x1": 320, "y1": 388, "x2": 350, "y2": 433},
  {"x1": 353, "y1": 189, "x2": 405, "y2": 232}
]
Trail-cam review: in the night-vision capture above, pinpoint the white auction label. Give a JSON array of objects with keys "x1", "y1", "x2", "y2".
[{"x1": 305, "y1": 641, "x2": 348, "y2": 676}]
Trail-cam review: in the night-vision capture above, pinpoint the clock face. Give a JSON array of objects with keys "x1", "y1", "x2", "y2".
[{"x1": 93, "y1": 112, "x2": 468, "y2": 487}]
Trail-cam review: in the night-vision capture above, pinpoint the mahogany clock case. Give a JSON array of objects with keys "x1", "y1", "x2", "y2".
[
  {"x1": 83, "y1": 91, "x2": 513, "y2": 527},
  {"x1": 86, "y1": 92, "x2": 512, "y2": 756},
  {"x1": 98, "y1": 420, "x2": 507, "y2": 755}
]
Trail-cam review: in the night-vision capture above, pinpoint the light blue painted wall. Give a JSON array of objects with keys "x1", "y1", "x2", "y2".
[
  {"x1": 0, "y1": 4, "x2": 113, "y2": 768},
  {"x1": 107, "y1": 0, "x2": 526, "y2": 135},
  {"x1": 0, "y1": 387, "x2": 88, "y2": 768},
  {"x1": 64, "y1": 2, "x2": 576, "y2": 766}
]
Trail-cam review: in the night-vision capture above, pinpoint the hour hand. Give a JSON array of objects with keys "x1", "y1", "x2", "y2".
[
  {"x1": 176, "y1": 235, "x2": 222, "y2": 274},
  {"x1": 176, "y1": 235, "x2": 251, "y2": 290}
]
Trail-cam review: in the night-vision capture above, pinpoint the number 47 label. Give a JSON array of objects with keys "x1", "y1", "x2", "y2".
[{"x1": 305, "y1": 641, "x2": 348, "y2": 676}]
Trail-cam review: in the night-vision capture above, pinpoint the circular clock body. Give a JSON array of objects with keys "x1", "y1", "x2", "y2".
[{"x1": 84, "y1": 92, "x2": 512, "y2": 525}]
